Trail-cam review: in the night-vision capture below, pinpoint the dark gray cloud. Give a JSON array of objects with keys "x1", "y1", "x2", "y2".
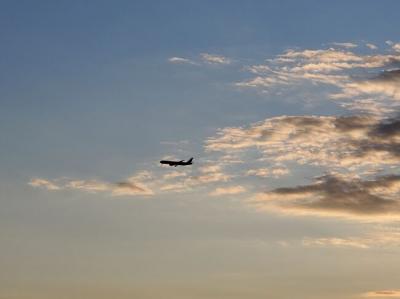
[{"x1": 258, "y1": 174, "x2": 400, "y2": 219}]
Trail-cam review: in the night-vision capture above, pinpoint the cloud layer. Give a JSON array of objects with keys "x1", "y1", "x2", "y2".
[{"x1": 31, "y1": 41, "x2": 400, "y2": 223}]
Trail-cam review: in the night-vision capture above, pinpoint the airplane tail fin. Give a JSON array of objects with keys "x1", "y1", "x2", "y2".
[{"x1": 187, "y1": 157, "x2": 194, "y2": 164}]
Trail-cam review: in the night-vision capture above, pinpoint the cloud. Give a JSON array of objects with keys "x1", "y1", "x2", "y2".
[
  {"x1": 66, "y1": 180, "x2": 109, "y2": 192},
  {"x1": 30, "y1": 175, "x2": 153, "y2": 197},
  {"x1": 246, "y1": 167, "x2": 290, "y2": 178},
  {"x1": 189, "y1": 171, "x2": 232, "y2": 185},
  {"x1": 236, "y1": 46, "x2": 400, "y2": 114},
  {"x1": 255, "y1": 174, "x2": 400, "y2": 220},
  {"x1": 246, "y1": 168, "x2": 270, "y2": 178},
  {"x1": 303, "y1": 237, "x2": 371, "y2": 249},
  {"x1": 345, "y1": 69, "x2": 400, "y2": 100},
  {"x1": 200, "y1": 53, "x2": 231, "y2": 65},
  {"x1": 207, "y1": 114, "x2": 400, "y2": 173},
  {"x1": 168, "y1": 56, "x2": 196, "y2": 65},
  {"x1": 209, "y1": 185, "x2": 246, "y2": 196},
  {"x1": 169, "y1": 53, "x2": 232, "y2": 66},
  {"x1": 112, "y1": 181, "x2": 153, "y2": 196},
  {"x1": 332, "y1": 42, "x2": 358, "y2": 48},
  {"x1": 363, "y1": 290, "x2": 400, "y2": 298},
  {"x1": 303, "y1": 227, "x2": 400, "y2": 249},
  {"x1": 163, "y1": 171, "x2": 187, "y2": 180},
  {"x1": 159, "y1": 182, "x2": 190, "y2": 193},
  {"x1": 185, "y1": 163, "x2": 232, "y2": 185},
  {"x1": 29, "y1": 178, "x2": 60, "y2": 190},
  {"x1": 392, "y1": 43, "x2": 400, "y2": 52},
  {"x1": 366, "y1": 43, "x2": 378, "y2": 50}
]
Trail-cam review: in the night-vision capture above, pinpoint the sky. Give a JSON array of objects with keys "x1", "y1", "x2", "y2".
[{"x1": 2, "y1": 1, "x2": 400, "y2": 298}]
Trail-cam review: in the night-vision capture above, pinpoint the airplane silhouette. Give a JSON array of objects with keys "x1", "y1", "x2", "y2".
[{"x1": 160, "y1": 157, "x2": 194, "y2": 167}]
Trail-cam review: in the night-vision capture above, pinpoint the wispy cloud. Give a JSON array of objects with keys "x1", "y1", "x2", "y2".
[
  {"x1": 209, "y1": 185, "x2": 246, "y2": 196},
  {"x1": 237, "y1": 45, "x2": 400, "y2": 114},
  {"x1": 363, "y1": 290, "x2": 400, "y2": 298},
  {"x1": 303, "y1": 237, "x2": 371, "y2": 249},
  {"x1": 29, "y1": 178, "x2": 61, "y2": 190},
  {"x1": 332, "y1": 42, "x2": 358, "y2": 48},
  {"x1": 29, "y1": 175, "x2": 153, "y2": 197},
  {"x1": 246, "y1": 167, "x2": 289, "y2": 178},
  {"x1": 168, "y1": 56, "x2": 197, "y2": 65},
  {"x1": 200, "y1": 53, "x2": 231, "y2": 65},
  {"x1": 302, "y1": 225, "x2": 400, "y2": 249},
  {"x1": 163, "y1": 171, "x2": 187, "y2": 180}
]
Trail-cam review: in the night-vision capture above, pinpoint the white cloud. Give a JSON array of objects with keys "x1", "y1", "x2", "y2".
[
  {"x1": 366, "y1": 43, "x2": 378, "y2": 50},
  {"x1": 168, "y1": 57, "x2": 196, "y2": 65},
  {"x1": 332, "y1": 42, "x2": 358, "y2": 48},
  {"x1": 392, "y1": 43, "x2": 400, "y2": 52},
  {"x1": 236, "y1": 46, "x2": 400, "y2": 115},
  {"x1": 200, "y1": 53, "x2": 231, "y2": 65}
]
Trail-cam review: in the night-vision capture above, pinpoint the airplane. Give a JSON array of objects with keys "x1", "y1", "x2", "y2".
[{"x1": 160, "y1": 157, "x2": 194, "y2": 167}]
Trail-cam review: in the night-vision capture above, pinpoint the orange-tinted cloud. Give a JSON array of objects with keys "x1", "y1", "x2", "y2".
[{"x1": 363, "y1": 290, "x2": 400, "y2": 298}]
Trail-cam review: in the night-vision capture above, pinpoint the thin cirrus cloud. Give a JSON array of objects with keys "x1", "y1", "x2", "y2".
[
  {"x1": 363, "y1": 290, "x2": 400, "y2": 298},
  {"x1": 303, "y1": 237, "x2": 371, "y2": 249},
  {"x1": 29, "y1": 176, "x2": 154, "y2": 197},
  {"x1": 209, "y1": 185, "x2": 246, "y2": 196},
  {"x1": 331, "y1": 42, "x2": 358, "y2": 48},
  {"x1": 247, "y1": 167, "x2": 289, "y2": 178},
  {"x1": 168, "y1": 56, "x2": 197, "y2": 65},
  {"x1": 168, "y1": 53, "x2": 232, "y2": 66},
  {"x1": 200, "y1": 53, "x2": 231, "y2": 65},
  {"x1": 303, "y1": 228, "x2": 400, "y2": 249}
]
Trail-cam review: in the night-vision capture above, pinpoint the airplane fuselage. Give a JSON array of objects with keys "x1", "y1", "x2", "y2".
[{"x1": 160, "y1": 158, "x2": 193, "y2": 167}]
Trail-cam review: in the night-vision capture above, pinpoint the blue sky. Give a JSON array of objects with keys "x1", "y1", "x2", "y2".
[{"x1": 3, "y1": 1, "x2": 400, "y2": 299}]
